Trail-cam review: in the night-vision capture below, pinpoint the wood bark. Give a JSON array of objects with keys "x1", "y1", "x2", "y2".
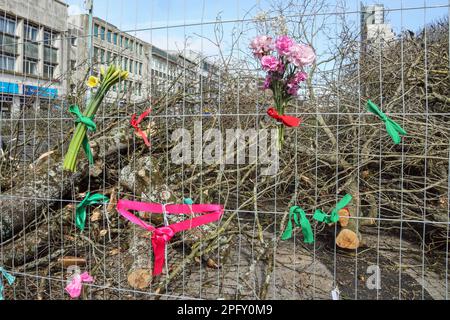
[
  {"x1": 126, "y1": 226, "x2": 153, "y2": 289},
  {"x1": 0, "y1": 123, "x2": 132, "y2": 243}
]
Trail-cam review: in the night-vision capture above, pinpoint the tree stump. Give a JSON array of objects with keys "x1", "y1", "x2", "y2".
[
  {"x1": 336, "y1": 207, "x2": 360, "y2": 250},
  {"x1": 126, "y1": 226, "x2": 153, "y2": 290}
]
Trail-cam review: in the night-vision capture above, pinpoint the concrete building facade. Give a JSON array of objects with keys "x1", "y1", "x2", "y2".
[
  {"x1": 0, "y1": 0, "x2": 68, "y2": 116},
  {"x1": 1, "y1": 0, "x2": 222, "y2": 115},
  {"x1": 67, "y1": 14, "x2": 151, "y2": 104}
]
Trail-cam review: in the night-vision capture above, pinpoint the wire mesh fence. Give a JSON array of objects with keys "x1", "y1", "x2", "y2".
[{"x1": 0, "y1": 0, "x2": 449, "y2": 300}]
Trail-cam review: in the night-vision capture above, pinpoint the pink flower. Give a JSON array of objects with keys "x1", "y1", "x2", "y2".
[
  {"x1": 250, "y1": 35, "x2": 274, "y2": 59},
  {"x1": 293, "y1": 71, "x2": 308, "y2": 83},
  {"x1": 287, "y1": 82, "x2": 299, "y2": 96},
  {"x1": 287, "y1": 44, "x2": 316, "y2": 67},
  {"x1": 261, "y1": 56, "x2": 282, "y2": 72},
  {"x1": 286, "y1": 72, "x2": 307, "y2": 96},
  {"x1": 262, "y1": 75, "x2": 272, "y2": 90},
  {"x1": 275, "y1": 35, "x2": 294, "y2": 56}
]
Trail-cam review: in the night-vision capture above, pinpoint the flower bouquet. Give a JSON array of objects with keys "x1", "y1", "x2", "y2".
[
  {"x1": 63, "y1": 65, "x2": 128, "y2": 172},
  {"x1": 250, "y1": 35, "x2": 316, "y2": 148}
]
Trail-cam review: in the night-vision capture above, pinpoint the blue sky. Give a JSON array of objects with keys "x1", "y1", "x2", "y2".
[{"x1": 65, "y1": 0, "x2": 449, "y2": 61}]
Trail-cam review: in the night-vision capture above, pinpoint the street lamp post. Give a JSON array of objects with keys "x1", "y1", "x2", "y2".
[{"x1": 84, "y1": 0, "x2": 94, "y2": 103}]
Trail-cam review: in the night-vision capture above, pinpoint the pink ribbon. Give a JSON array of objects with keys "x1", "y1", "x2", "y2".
[
  {"x1": 65, "y1": 271, "x2": 94, "y2": 298},
  {"x1": 116, "y1": 199, "x2": 224, "y2": 275}
]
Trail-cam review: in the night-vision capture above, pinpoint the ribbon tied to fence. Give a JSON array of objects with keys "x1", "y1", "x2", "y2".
[
  {"x1": 75, "y1": 192, "x2": 109, "y2": 231},
  {"x1": 65, "y1": 271, "x2": 94, "y2": 298},
  {"x1": 116, "y1": 199, "x2": 224, "y2": 275},
  {"x1": 0, "y1": 267, "x2": 15, "y2": 301},
  {"x1": 130, "y1": 108, "x2": 152, "y2": 147},
  {"x1": 282, "y1": 206, "x2": 314, "y2": 244},
  {"x1": 313, "y1": 194, "x2": 353, "y2": 224},
  {"x1": 366, "y1": 100, "x2": 407, "y2": 145},
  {"x1": 267, "y1": 107, "x2": 302, "y2": 127},
  {"x1": 69, "y1": 105, "x2": 97, "y2": 165}
]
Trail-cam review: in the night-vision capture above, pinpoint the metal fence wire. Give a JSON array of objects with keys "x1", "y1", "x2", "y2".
[{"x1": 0, "y1": 0, "x2": 449, "y2": 300}]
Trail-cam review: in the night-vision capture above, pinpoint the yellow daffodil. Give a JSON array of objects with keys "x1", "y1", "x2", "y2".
[{"x1": 87, "y1": 76, "x2": 100, "y2": 88}]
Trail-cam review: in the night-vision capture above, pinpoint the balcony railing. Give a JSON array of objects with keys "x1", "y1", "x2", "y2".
[
  {"x1": 44, "y1": 46, "x2": 58, "y2": 63},
  {"x1": 0, "y1": 34, "x2": 18, "y2": 55},
  {"x1": 24, "y1": 42, "x2": 39, "y2": 59}
]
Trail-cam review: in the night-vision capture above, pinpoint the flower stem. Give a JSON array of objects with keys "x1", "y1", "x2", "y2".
[{"x1": 62, "y1": 65, "x2": 128, "y2": 172}]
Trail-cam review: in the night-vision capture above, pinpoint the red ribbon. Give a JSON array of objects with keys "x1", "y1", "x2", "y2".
[
  {"x1": 130, "y1": 108, "x2": 152, "y2": 147},
  {"x1": 267, "y1": 107, "x2": 301, "y2": 127},
  {"x1": 116, "y1": 200, "x2": 224, "y2": 275}
]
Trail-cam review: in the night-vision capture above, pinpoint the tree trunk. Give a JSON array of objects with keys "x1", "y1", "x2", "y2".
[
  {"x1": 125, "y1": 225, "x2": 153, "y2": 289},
  {"x1": 0, "y1": 123, "x2": 132, "y2": 243}
]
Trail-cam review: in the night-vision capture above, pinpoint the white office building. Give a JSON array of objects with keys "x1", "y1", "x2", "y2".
[
  {"x1": 361, "y1": 3, "x2": 395, "y2": 44},
  {"x1": 0, "y1": 0, "x2": 68, "y2": 116},
  {"x1": 67, "y1": 14, "x2": 151, "y2": 104}
]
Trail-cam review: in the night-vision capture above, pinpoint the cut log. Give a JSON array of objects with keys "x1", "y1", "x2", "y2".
[
  {"x1": 335, "y1": 181, "x2": 362, "y2": 250},
  {"x1": 336, "y1": 207, "x2": 361, "y2": 250},
  {"x1": 58, "y1": 256, "x2": 87, "y2": 268},
  {"x1": 336, "y1": 228, "x2": 360, "y2": 250},
  {"x1": 126, "y1": 225, "x2": 153, "y2": 289},
  {"x1": 338, "y1": 208, "x2": 350, "y2": 227},
  {"x1": 1, "y1": 222, "x2": 55, "y2": 267},
  {"x1": 0, "y1": 123, "x2": 133, "y2": 243}
]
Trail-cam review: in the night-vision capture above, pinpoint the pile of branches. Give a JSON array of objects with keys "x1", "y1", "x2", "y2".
[{"x1": 0, "y1": 11, "x2": 448, "y2": 299}]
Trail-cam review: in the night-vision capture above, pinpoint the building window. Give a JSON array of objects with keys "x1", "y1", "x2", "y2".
[
  {"x1": 0, "y1": 55, "x2": 15, "y2": 71},
  {"x1": 129, "y1": 59, "x2": 133, "y2": 73},
  {"x1": 100, "y1": 26, "x2": 105, "y2": 40},
  {"x1": 94, "y1": 24, "x2": 99, "y2": 37},
  {"x1": 120, "y1": 35, "x2": 123, "y2": 47},
  {"x1": 43, "y1": 30, "x2": 56, "y2": 46},
  {"x1": 106, "y1": 51, "x2": 111, "y2": 63},
  {"x1": 0, "y1": 16, "x2": 16, "y2": 35},
  {"x1": 100, "y1": 49, "x2": 105, "y2": 64},
  {"x1": 107, "y1": 30, "x2": 112, "y2": 43},
  {"x1": 23, "y1": 59, "x2": 37, "y2": 75},
  {"x1": 70, "y1": 60, "x2": 76, "y2": 70},
  {"x1": 44, "y1": 46, "x2": 58, "y2": 63},
  {"x1": 24, "y1": 24, "x2": 38, "y2": 42},
  {"x1": 44, "y1": 63, "x2": 55, "y2": 79},
  {"x1": 113, "y1": 33, "x2": 118, "y2": 45},
  {"x1": 124, "y1": 38, "x2": 129, "y2": 49},
  {"x1": 71, "y1": 36, "x2": 77, "y2": 46},
  {"x1": 93, "y1": 47, "x2": 99, "y2": 61}
]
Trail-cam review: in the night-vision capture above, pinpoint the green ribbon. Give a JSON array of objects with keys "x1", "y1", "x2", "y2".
[
  {"x1": 0, "y1": 267, "x2": 15, "y2": 300},
  {"x1": 69, "y1": 105, "x2": 97, "y2": 165},
  {"x1": 281, "y1": 206, "x2": 314, "y2": 244},
  {"x1": 367, "y1": 100, "x2": 407, "y2": 145},
  {"x1": 75, "y1": 192, "x2": 109, "y2": 231},
  {"x1": 313, "y1": 194, "x2": 353, "y2": 224}
]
